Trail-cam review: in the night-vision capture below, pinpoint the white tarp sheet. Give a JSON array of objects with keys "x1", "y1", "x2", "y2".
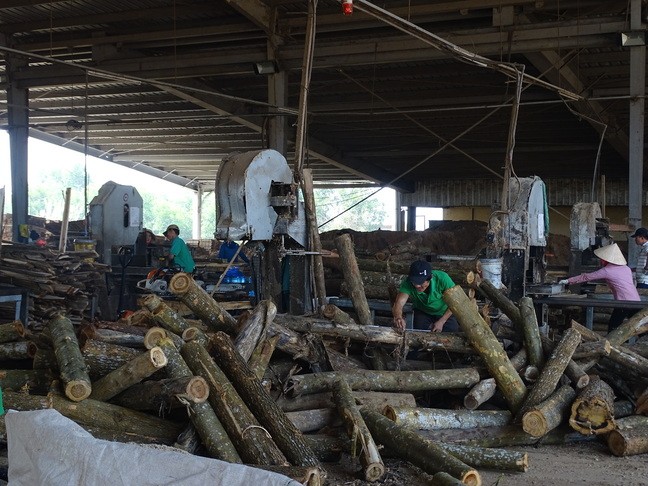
[{"x1": 6, "y1": 409, "x2": 301, "y2": 486}]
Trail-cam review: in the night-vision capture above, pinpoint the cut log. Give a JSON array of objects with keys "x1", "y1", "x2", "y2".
[
  {"x1": 79, "y1": 326, "x2": 145, "y2": 348},
  {"x1": 111, "y1": 376, "x2": 209, "y2": 411},
  {"x1": 335, "y1": 234, "x2": 372, "y2": 325},
  {"x1": 569, "y1": 375, "x2": 616, "y2": 435},
  {"x1": 285, "y1": 368, "x2": 481, "y2": 396},
  {"x1": 49, "y1": 315, "x2": 92, "y2": 401},
  {"x1": 142, "y1": 294, "x2": 191, "y2": 335},
  {"x1": 248, "y1": 334, "x2": 280, "y2": 380},
  {"x1": 181, "y1": 326, "x2": 211, "y2": 349},
  {"x1": 518, "y1": 297, "x2": 545, "y2": 369},
  {"x1": 144, "y1": 326, "x2": 184, "y2": 350},
  {"x1": 362, "y1": 408, "x2": 481, "y2": 486},
  {"x1": 321, "y1": 304, "x2": 356, "y2": 325},
  {"x1": 540, "y1": 335, "x2": 590, "y2": 389},
  {"x1": 606, "y1": 307, "x2": 648, "y2": 345},
  {"x1": 156, "y1": 337, "x2": 241, "y2": 463},
  {"x1": 234, "y1": 300, "x2": 276, "y2": 362},
  {"x1": 438, "y1": 443, "x2": 529, "y2": 472},
  {"x1": 169, "y1": 272, "x2": 238, "y2": 333},
  {"x1": 333, "y1": 378, "x2": 385, "y2": 482},
  {"x1": 0, "y1": 341, "x2": 37, "y2": 360},
  {"x1": 443, "y1": 285, "x2": 526, "y2": 413},
  {"x1": 180, "y1": 340, "x2": 287, "y2": 466},
  {"x1": 3, "y1": 390, "x2": 183, "y2": 443},
  {"x1": 81, "y1": 339, "x2": 141, "y2": 379},
  {"x1": 89, "y1": 347, "x2": 168, "y2": 402},
  {"x1": 210, "y1": 331, "x2": 320, "y2": 467},
  {"x1": 276, "y1": 390, "x2": 417, "y2": 413},
  {"x1": 464, "y1": 378, "x2": 497, "y2": 410},
  {"x1": 325, "y1": 347, "x2": 367, "y2": 372},
  {"x1": 572, "y1": 340, "x2": 611, "y2": 360},
  {"x1": 0, "y1": 369, "x2": 53, "y2": 393},
  {"x1": 431, "y1": 472, "x2": 464, "y2": 485},
  {"x1": 517, "y1": 328, "x2": 581, "y2": 418},
  {"x1": 0, "y1": 320, "x2": 25, "y2": 343},
  {"x1": 274, "y1": 314, "x2": 474, "y2": 354},
  {"x1": 522, "y1": 384, "x2": 577, "y2": 437},
  {"x1": 607, "y1": 424, "x2": 648, "y2": 456},
  {"x1": 268, "y1": 321, "x2": 324, "y2": 364},
  {"x1": 286, "y1": 408, "x2": 341, "y2": 432},
  {"x1": 252, "y1": 465, "x2": 324, "y2": 486},
  {"x1": 474, "y1": 279, "x2": 522, "y2": 325},
  {"x1": 383, "y1": 406, "x2": 511, "y2": 430}
]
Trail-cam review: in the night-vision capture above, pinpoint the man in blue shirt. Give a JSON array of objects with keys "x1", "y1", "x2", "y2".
[{"x1": 163, "y1": 224, "x2": 195, "y2": 273}]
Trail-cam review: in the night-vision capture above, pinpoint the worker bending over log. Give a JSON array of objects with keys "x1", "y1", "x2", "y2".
[
  {"x1": 392, "y1": 260, "x2": 458, "y2": 332},
  {"x1": 559, "y1": 243, "x2": 640, "y2": 332}
]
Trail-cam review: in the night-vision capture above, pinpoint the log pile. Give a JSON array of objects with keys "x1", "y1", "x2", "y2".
[
  {"x1": 2, "y1": 254, "x2": 648, "y2": 484},
  {"x1": 0, "y1": 241, "x2": 110, "y2": 326}
]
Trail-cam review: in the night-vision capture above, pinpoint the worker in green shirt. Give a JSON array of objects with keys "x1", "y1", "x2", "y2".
[
  {"x1": 392, "y1": 260, "x2": 459, "y2": 332},
  {"x1": 163, "y1": 224, "x2": 195, "y2": 273}
]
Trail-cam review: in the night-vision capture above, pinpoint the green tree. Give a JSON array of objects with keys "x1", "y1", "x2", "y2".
[{"x1": 314, "y1": 187, "x2": 387, "y2": 231}]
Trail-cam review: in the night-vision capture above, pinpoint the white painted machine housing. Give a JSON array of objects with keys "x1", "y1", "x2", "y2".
[
  {"x1": 504, "y1": 176, "x2": 548, "y2": 250},
  {"x1": 215, "y1": 149, "x2": 306, "y2": 246}
]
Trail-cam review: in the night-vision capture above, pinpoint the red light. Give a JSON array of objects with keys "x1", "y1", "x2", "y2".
[{"x1": 342, "y1": 0, "x2": 353, "y2": 16}]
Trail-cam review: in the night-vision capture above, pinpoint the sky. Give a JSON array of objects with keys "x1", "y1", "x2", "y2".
[{"x1": 0, "y1": 130, "x2": 441, "y2": 232}]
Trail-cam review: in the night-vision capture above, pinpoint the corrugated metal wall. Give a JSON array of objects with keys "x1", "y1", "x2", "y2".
[{"x1": 401, "y1": 179, "x2": 647, "y2": 207}]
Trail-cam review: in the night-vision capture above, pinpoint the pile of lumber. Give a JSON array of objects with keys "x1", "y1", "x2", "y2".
[
  {"x1": 2, "y1": 251, "x2": 648, "y2": 484},
  {"x1": 0, "y1": 241, "x2": 110, "y2": 326}
]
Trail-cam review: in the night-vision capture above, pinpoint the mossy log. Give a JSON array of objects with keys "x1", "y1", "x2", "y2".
[
  {"x1": 522, "y1": 384, "x2": 577, "y2": 437},
  {"x1": 285, "y1": 367, "x2": 481, "y2": 396},
  {"x1": 430, "y1": 472, "x2": 464, "y2": 486},
  {"x1": 333, "y1": 378, "x2": 385, "y2": 482},
  {"x1": 89, "y1": 347, "x2": 168, "y2": 402},
  {"x1": 274, "y1": 314, "x2": 474, "y2": 354},
  {"x1": 569, "y1": 375, "x2": 616, "y2": 435},
  {"x1": 541, "y1": 335, "x2": 590, "y2": 389},
  {"x1": 144, "y1": 326, "x2": 184, "y2": 350},
  {"x1": 443, "y1": 285, "x2": 526, "y2": 413},
  {"x1": 0, "y1": 341, "x2": 36, "y2": 360},
  {"x1": 335, "y1": 234, "x2": 372, "y2": 325},
  {"x1": 49, "y1": 315, "x2": 92, "y2": 401},
  {"x1": 606, "y1": 307, "x2": 648, "y2": 345},
  {"x1": 276, "y1": 390, "x2": 417, "y2": 413},
  {"x1": 3, "y1": 390, "x2": 184, "y2": 442},
  {"x1": 81, "y1": 339, "x2": 141, "y2": 379},
  {"x1": 156, "y1": 337, "x2": 241, "y2": 462},
  {"x1": 142, "y1": 293, "x2": 191, "y2": 335},
  {"x1": 180, "y1": 340, "x2": 287, "y2": 466},
  {"x1": 111, "y1": 375, "x2": 209, "y2": 411},
  {"x1": 234, "y1": 300, "x2": 276, "y2": 362},
  {"x1": 268, "y1": 321, "x2": 324, "y2": 363},
  {"x1": 362, "y1": 408, "x2": 481, "y2": 486},
  {"x1": 607, "y1": 424, "x2": 648, "y2": 456},
  {"x1": 248, "y1": 334, "x2": 280, "y2": 380},
  {"x1": 383, "y1": 406, "x2": 511, "y2": 430},
  {"x1": 438, "y1": 443, "x2": 528, "y2": 472},
  {"x1": 518, "y1": 297, "x2": 545, "y2": 369},
  {"x1": 0, "y1": 320, "x2": 25, "y2": 343},
  {"x1": 572, "y1": 340, "x2": 611, "y2": 360},
  {"x1": 210, "y1": 331, "x2": 320, "y2": 467},
  {"x1": 79, "y1": 327, "x2": 144, "y2": 348},
  {"x1": 181, "y1": 326, "x2": 211, "y2": 349},
  {"x1": 169, "y1": 272, "x2": 238, "y2": 333},
  {"x1": 0, "y1": 368, "x2": 53, "y2": 393},
  {"x1": 321, "y1": 304, "x2": 356, "y2": 325},
  {"x1": 464, "y1": 378, "x2": 497, "y2": 410},
  {"x1": 286, "y1": 408, "x2": 341, "y2": 432},
  {"x1": 517, "y1": 328, "x2": 581, "y2": 418},
  {"x1": 474, "y1": 279, "x2": 522, "y2": 325}
]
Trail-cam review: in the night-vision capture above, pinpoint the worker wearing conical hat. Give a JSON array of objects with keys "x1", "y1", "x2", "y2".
[{"x1": 559, "y1": 243, "x2": 641, "y2": 332}]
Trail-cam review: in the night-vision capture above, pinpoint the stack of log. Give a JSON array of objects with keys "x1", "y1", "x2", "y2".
[
  {"x1": 0, "y1": 241, "x2": 110, "y2": 326},
  {"x1": 2, "y1": 247, "x2": 648, "y2": 483}
]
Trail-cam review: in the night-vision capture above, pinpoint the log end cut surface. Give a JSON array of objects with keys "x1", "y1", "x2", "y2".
[
  {"x1": 65, "y1": 380, "x2": 92, "y2": 402},
  {"x1": 169, "y1": 273, "x2": 192, "y2": 294},
  {"x1": 522, "y1": 410, "x2": 549, "y2": 438}
]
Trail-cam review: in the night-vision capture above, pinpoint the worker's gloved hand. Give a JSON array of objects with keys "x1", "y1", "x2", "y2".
[{"x1": 558, "y1": 279, "x2": 569, "y2": 285}]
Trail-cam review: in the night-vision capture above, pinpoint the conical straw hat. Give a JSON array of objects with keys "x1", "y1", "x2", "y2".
[{"x1": 593, "y1": 243, "x2": 626, "y2": 265}]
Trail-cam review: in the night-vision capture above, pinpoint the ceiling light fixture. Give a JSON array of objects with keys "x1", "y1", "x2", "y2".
[{"x1": 253, "y1": 60, "x2": 279, "y2": 75}]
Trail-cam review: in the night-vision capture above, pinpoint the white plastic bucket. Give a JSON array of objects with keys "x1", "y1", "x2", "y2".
[{"x1": 480, "y1": 258, "x2": 503, "y2": 289}]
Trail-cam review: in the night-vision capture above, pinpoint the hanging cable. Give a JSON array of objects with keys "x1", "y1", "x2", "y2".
[{"x1": 84, "y1": 71, "x2": 89, "y2": 236}]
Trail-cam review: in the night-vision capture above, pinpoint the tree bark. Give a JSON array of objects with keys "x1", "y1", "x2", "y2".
[
  {"x1": 0, "y1": 320, "x2": 25, "y2": 343},
  {"x1": 430, "y1": 472, "x2": 464, "y2": 486},
  {"x1": 517, "y1": 328, "x2": 581, "y2": 418},
  {"x1": 0, "y1": 368, "x2": 53, "y2": 393},
  {"x1": 607, "y1": 425, "x2": 648, "y2": 456},
  {"x1": 210, "y1": 331, "x2": 320, "y2": 467},
  {"x1": 335, "y1": 233, "x2": 372, "y2": 325},
  {"x1": 541, "y1": 335, "x2": 590, "y2": 389},
  {"x1": 3, "y1": 390, "x2": 183, "y2": 443},
  {"x1": 383, "y1": 406, "x2": 511, "y2": 430},
  {"x1": 474, "y1": 279, "x2": 522, "y2": 325},
  {"x1": 81, "y1": 339, "x2": 141, "y2": 379},
  {"x1": 572, "y1": 341, "x2": 611, "y2": 360},
  {"x1": 274, "y1": 314, "x2": 474, "y2": 354},
  {"x1": 142, "y1": 293, "x2": 191, "y2": 335},
  {"x1": 332, "y1": 378, "x2": 385, "y2": 482},
  {"x1": 248, "y1": 334, "x2": 280, "y2": 380},
  {"x1": 285, "y1": 368, "x2": 481, "y2": 396},
  {"x1": 180, "y1": 340, "x2": 287, "y2": 466},
  {"x1": 321, "y1": 304, "x2": 356, "y2": 325},
  {"x1": 444, "y1": 285, "x2": 526, "y2": 413},
  {"x1": 569, "y1": 375, "x2": 616, "y2": 435},
  {"x1": 438, "y1": 443, "x2": 528, "y2": 472},
  {"x1": 522, "y1": 384, "x2": 576, "y2": 437},
  {"x1": 286, "y1": 408, "x2": 341, "y2": 432},
  {"x1": 169, "y1": 272, "x2": 238, "y2": 333},
  {"x1": 267, "y1": 321, "x2": 324, "y2": 363},
  {"x1": 362, "y1": 408, "x2": 481, "y2": 486},
  {"x1": 111, "y1": 375, "x2": 209, "y2": 411},
  {"x1": 156, "y1": 337, "x2": 242, "y2": 462},
  {"x1": 464, "y1": 378, "x2": 497, "y2": 410},
  {"x1": 518, "y1": 297, "x2": 544, "y2": 369},
  {"x1": 234, "y1": 300, "x2": 276, "y2": 362},
  {"x1": 606, "y1": 307, "x2": 648, "y2": 345},
  {"x1": 89, "y1": 347, "x2": 168, "y2": 402},
  {"x1": 0, "y1": 341, "x2": 36, "y2": 360},
  {"x1": 275, "y1": 390, "x2": 417, "y2": 413},
  {"x1": 49, "y1": 315, "x2": 92, "y2": 401}
]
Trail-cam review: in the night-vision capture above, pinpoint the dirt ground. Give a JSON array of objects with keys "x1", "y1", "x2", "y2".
[{"x1": 323, "y1": 441, "x2": 648, "y2": 485}]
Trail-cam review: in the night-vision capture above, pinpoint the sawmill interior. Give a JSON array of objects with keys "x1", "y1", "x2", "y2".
[{"x1": 1, "y1": 1, "x2": 648, "y2": 485}]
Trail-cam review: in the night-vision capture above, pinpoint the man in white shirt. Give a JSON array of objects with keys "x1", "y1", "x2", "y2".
[{"x1": 631, "y1": 227, "x2": 648, "y2": 289}]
